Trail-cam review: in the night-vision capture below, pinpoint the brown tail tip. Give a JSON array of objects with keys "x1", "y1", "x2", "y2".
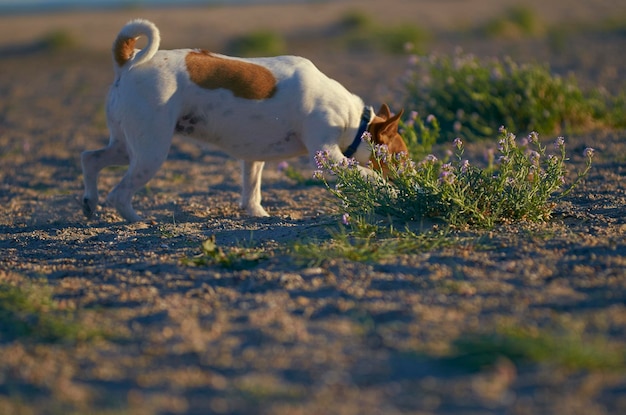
[{"x1": 113, "y1": 36, "x2": 137, "y2": 67}]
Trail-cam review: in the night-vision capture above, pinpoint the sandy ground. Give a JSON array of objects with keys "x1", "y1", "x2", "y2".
[{"x1": 1, "y1": 1, "x2": 626, "y2": 414}]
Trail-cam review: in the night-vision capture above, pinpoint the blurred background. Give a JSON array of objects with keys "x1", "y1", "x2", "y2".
[
  {"x1": 1, "y1": 0, "x2": 625, "y2": 144},
  {"x1": 1, "y1": 0, "x2": 624, "y2": 91}
]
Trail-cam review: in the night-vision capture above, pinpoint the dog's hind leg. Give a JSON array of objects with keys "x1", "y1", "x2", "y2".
[
  {"x1": 240, "y1": 160, "x2": 269, "y2": 217},
  {"x1": 81, "y1": 129, "x2": 129, "y2": 219}
]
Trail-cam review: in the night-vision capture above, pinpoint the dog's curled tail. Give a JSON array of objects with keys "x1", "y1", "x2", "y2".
[{"x1": 112, "y1": 19, "x2": 160, "y2": 71}]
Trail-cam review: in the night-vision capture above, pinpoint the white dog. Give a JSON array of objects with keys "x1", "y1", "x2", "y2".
[{"x1": 81, "y1": 19, "x2": 407, "y2": 222}]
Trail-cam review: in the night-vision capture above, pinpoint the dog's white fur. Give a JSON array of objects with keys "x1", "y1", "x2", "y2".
[{"x1": 81, "y1": 19, "x2": 403, "y2": 222}]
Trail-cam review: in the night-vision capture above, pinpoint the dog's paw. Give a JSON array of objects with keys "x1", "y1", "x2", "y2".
[
  {"x1": 82, "y1": 197, "x2": 97, "y2": 219},
  {"x1": 245, "y1": 205, "x2": 270, "y2": 217}
]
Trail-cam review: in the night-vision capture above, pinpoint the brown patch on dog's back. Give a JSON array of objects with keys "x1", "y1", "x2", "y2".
[
  {"x1": 186, "y1": 50, "x2": 277, "y2": 100},
  {"x1": 113, "y1": 36, "x2": 137, "y2": 67}
]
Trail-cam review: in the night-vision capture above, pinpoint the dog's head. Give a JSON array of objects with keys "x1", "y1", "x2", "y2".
[{"x1": 367, "y1": 104, "x2": 408, "y2": 175}]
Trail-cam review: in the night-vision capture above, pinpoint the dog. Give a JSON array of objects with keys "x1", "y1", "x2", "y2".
[{"x1": 81, "y1": 19, "x2": 407, "y2": 222}]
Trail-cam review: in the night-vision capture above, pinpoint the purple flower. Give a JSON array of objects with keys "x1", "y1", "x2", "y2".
[
  {"x1": 374, "y1": 144, "x2": 390, "y2": 163},
  {"x1": 497, "y1": 138, "x2": 506, "y2": 152},
  {"x1": 438, "y1": 170, "x2": 455, "y2": 185},
  {"x1": 426, "y1": 114, "x2": 436, "y2": 123},
  {"x1": 409, "y1": 110, "x2": 419, "y2": 120},
  {"x1": 361, "y1": 131, "x2": 373, "y2": 143},
  {"x1": 554, "y1": 137, "x2": 565, "y2": 149},
  {"x1": 277, "y1": 161, "x2": 289, "y2": 172},
  {"x1": 527, "y1": 150, "x2": 540, "y2": 165},
  {"x1": 583, "y1": 147, "x2": 595, "y2": 158},
  {"x1": 313, "y1": 170, "x2": 324, "y2": 180},
  {"x1": 528, "y1": 131, "x2": 539, "y2": 144},
  {"x1": 342, "y1": 213, "x2": 350, "y2": 226},
  {"x1": 314, "y1": 150, "x2": 327, "y2": 169},
  {"x1": 441, "y1": 162, "x2": 454, "y2": 172},
  {"x1": 460, "y1": 159, "x2": 470, "y2": 173},
  {"x1": 453, "y1": 137, "x2": 463, "y2": 149}
]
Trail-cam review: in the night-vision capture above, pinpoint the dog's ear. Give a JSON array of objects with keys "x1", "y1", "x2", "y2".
[
  {"x1": 376, "y1": 103, "x2": 392, "y2": 120},
  {"x1": 379, "y1": 108, "x2": 404, "y2": 138},
  {"x1": 369, "y1": 107, "x2": 405, "y2": 144}
]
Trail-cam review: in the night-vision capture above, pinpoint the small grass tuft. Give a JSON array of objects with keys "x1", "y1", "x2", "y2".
[
  {"x1": 291, "y1": 225, "x2": 454, "y2": 266},
  {"x1": 182, "y1": 235, "x2": 269, "y2": 270},
  {"x1": 448, "y1": 325, "x2": 625, "y2": 371},
  {"x1": 0, "y1": 279, "x2": 102, "y2": 343}
]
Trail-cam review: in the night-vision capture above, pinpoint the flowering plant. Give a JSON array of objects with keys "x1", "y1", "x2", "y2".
[
  {"x1": 403, "y1": 51, "x2": 623, "y2": 142},
  {"x1": 315, "y1": 127, "x2": 594, "y2": 228}
]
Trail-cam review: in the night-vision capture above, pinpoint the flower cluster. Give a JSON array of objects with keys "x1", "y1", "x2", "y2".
[{"x1": 315, "y1": 125, "x2": 594, "y2": 229}]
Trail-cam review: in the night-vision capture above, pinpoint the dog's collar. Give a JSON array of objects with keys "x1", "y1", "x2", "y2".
[{"x1": 343, "y1": 106, "x2": 374, "y2": 158}]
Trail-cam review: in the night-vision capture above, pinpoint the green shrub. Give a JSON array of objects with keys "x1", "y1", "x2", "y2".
[
  {"x1": 482, "y1": 6, "x2": 545, "y2": 39},
  {"x1": 449, "y1": 325, "x2": 624, "y2": 371},
  {"x1": 228, "y1": 30, "x2": 286, "y2": 57},
  {"x1": 315, "y1": 127, "x2": 594, "y2": 229},
  {"x1": 0, "y1": 279, "x2": 101, "y2": 343},
  {"x1": 404, "y1": 52, "x2": 611, "y2": 141},
  {"x1": 339, "y1": 11, "x2": 430, "y2": 54},
  {"x1": 38, "y1": 29, "x2": 79, "y2": 51},
  {"x1": 377, "y1": 24, "x2": 430, "y2": 54},
  {"x1": 338, "y1": 10, "x2": 375, "y2": 32}
]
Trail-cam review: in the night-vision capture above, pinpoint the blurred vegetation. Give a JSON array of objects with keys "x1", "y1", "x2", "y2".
[
  {"x1": 182, "y1": 236, "x2": 269, "y2": 270},
  {"x1": 481, "y1": 6, "x2": 546, "y2": 39},
  {"x1": 227, "y1": 30, "x2": 286, "y2": 57},
  {"x1": 0, "y1": 279, "x2": 104, "y2": 343},
  {"x1": 338, "y1": 10, "x2": 430, "y2": 54},
  {"x1": 403, "y1": 51, "x2": 626, "y2": 142},
  {"x1": 447, "y1": 325, "x2": 625, "y2": 371},
  {"x1": 37, "y1": 29, "x2": 79, "y2": 51}
]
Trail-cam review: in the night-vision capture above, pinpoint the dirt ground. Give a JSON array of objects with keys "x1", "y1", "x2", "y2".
[{"x1": 1, "y1": 1, "x2": 625, "y2": 414}]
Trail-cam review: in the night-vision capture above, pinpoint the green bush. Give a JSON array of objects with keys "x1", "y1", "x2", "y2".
[
  {"x1": 449, "y1": 325, "x2": 624, "y2": 371},
  {"x1": 38, "y1": 29, "x2": 79, "y2": 51},
  {"x1": 339, "y1": 11, "x2": 430, "y2": 54},
  {"x1": 0, "y1": 279, "x2": 101, "y2": 343},
  {"x1": 228, "y1": 30, "x2": 286, "y2": 57},
  {"x1": 404, "y1": 52, "x2": 612, "y2": 141},
  {"x1": 315, "y1": 127, "x2": 594, "y2": 229},
  {"x1": 482, "y1": 6, "x2": 545, "y2": 39}
]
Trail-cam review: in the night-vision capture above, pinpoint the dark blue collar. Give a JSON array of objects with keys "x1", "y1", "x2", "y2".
[{"x1": 343, "y1": 106, "x2": 373, "y2": 158}]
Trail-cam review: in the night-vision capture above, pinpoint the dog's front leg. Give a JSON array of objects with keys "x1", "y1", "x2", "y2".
[{"x1": 240, "y1": 160, "x2": 269, "y2": 217}]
